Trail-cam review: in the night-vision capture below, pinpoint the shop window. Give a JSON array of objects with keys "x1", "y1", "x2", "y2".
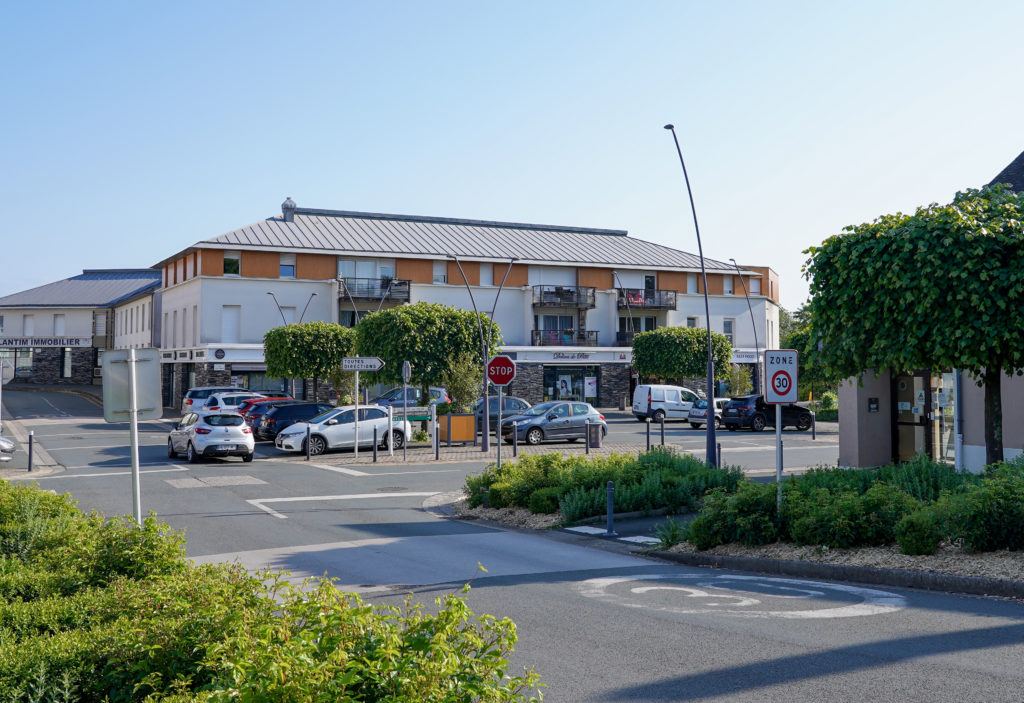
[
  {"x1": 543, "y1": 366, "x2": 600, "y2": 403},
  {"x1": 223, "y1": 251, "x2": 241, "y2": 276},
  {"x1": 15, "y1": 348, "x2": 32, "y2": 378}
]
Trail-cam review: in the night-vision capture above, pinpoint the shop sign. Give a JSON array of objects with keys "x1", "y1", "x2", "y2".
[
  {"x1": 0, "y1": 337, "x2": 91, "y2": 348},
  {"x1": 553, "y1": 352, "x2": 592, "y2": 360}
]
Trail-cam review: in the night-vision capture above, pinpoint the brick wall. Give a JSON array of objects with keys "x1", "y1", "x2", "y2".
[{"x1": 16, "y1": 347, "x2": 95, "y2": 385}]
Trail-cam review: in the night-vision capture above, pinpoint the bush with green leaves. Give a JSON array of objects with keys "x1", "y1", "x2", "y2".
[
  {"x1": 895, "y1": 509, "x2": 942, "y2": 555},
  {"x1": 936, "y1": 472, "x2": 1024, "y2": 552},
  {"x1": 686, "y1": 482, "x2": 779, "y2": 550}
]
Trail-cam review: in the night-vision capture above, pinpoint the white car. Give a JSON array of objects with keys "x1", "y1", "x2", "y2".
[
  {"x1": 275, "y1": 405, "x2": 411, "y2": 455},
  {"x1": 181, "y1": 386, "x2": 245, "y2": 413},
  {"x1": 632, "y1": 384, "x2": 701, "y2": 423},
  {"x1": 168, "y1": 411, "x2": 255, "y2": 463},
  {"x1": 687, "y1": 397, "x2": 730, "y2": 429},
  {"x1": 0, "y1": 436, "x2": 14, "y2": 463},
  {"x1": 202, "y1": 391, "x2": 266, "y2": 413}
]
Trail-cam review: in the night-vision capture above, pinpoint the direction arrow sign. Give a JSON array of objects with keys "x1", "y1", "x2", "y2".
[
  {"x1": 487, "y1": 355, "x2": 516, "y2": 386},
  {"x1": 342, "y1": 356, "x2": 385, "y2": 372},
  {"x1": 765, "y1": 349, "x2": 798, "y2": 403}
]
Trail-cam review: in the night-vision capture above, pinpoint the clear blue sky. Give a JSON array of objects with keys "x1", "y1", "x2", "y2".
[{"x1": 4, "y1": 1, "x2": 1022, "y2": 310}]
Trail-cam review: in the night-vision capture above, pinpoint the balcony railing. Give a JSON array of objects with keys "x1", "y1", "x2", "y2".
[
  {"x1": 615, "y1": 330, "x2": 638, "y2": 346},
  {"x1": 531, "y1": 329, "x2": 599, "y2": 346},
  {"x1": 531, "y1": 285, "x2": 596, "y2": 309},
  {"x1": 616, "y1": 288, "x2": 677, "y2": 311},
  {"x1": 339, "y1": 278, "x2": 410, "y2": 303}
]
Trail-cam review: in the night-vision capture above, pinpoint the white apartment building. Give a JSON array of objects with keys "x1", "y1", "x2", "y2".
[{"x1": 153, "y1": 199, "x2": 781, "y2": 407}]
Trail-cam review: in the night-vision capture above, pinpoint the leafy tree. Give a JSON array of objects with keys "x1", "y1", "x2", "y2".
[
  {"x1": 263, "y1": 322, "x2": 355, "y2": 401},
  {"x1": 356, "y1": 302, "x2": 501, "y2": 392},
  {"x1": 441, "y1": 352, "x2": 483, "y2": 412},
  {"x1": 632, "y1": 326, "x2": 732, "y2": 384},
  {"x1": 804, "y1": 183, "x2": 1024, "y2": 465},
  {"x1": 726, "y1": 364, "x2": 752, "y2": 396}
]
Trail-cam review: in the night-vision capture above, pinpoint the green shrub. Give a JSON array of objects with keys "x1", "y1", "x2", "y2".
[
  {"x1": 559, "y1": 486, "x2": 606, "y2": 524},
  {"x1": 786, "y1": 484, "x2": 919, "y2": 548},
  {"x1": 939, "y1": 473, "x2": 1024, "y2": 552},
  {"x1": 653, "y1": 517, "x2": 688, "y2": 549},
  {"x1": 813, "y1": 408, "x2": 838, "y2": 422},
  {"x1": 685, "y1": 483, "x2": 778, "y2": 550},
  {"x1": 485, "y1": 482, "x2": 513, "y2": 509},
  {"x1": 817, "y1": 391, "x2": 838, "y2": 411},
  {"x1": 895, "y1": 509, "x2": 941, "y2": 555},
  {"x1": 528, "y1": 487, "x2": 562, "y2": 514}
]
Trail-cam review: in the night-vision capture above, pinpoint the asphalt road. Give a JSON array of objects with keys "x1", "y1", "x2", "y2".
[{"x1": 3, "y1": 390, "x2": 1023, "y2": 702}]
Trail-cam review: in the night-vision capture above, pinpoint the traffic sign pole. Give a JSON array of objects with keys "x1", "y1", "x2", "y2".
[
  {"x1": 496, "y1": 385, "x2": 503, "y2": 468},
  {"x1": 765, "y1": 349, "x2": 798, "y2": 517},
  {"x1": 128, "y1": 348, "x2": 142, "y2": 526}
]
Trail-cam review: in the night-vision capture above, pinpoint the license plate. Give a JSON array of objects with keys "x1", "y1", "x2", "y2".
[{"x1": 216, "y1": 444, "x2": 236, "y2": 451}]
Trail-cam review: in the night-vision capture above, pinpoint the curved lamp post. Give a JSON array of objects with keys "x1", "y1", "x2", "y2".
[
  {"x1": 730, "y1": 258, "x2": 761, "y2": 395},
  {"x1": 664, "y1": 123, "x2": 718, "y2": 467}
]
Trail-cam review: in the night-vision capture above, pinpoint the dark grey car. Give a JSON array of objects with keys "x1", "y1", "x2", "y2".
[{"x1": 500, "y1": 401, "x2": 607, "y2": 445}]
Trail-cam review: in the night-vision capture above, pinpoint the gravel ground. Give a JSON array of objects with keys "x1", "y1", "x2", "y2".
[{"x1": 452, "y1": 498, "x2": 1024, "y2": 582}]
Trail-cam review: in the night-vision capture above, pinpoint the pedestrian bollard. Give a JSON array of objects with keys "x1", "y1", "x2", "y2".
[
  {"x1": 373, "y1": 426, "x2": 378, "y2": 463},
  {"x1": 811, "y1": 411, "x2": 816, "y2": 440},
  {"x1": 482, "y1": 487, "x2": 489, "y2": 508},
  {"x1": 717, "y1": 442, "x2": 722, "y2": 467},
  {"x1": 645, "y1": 419, "x2": 651, "y2": 451},
  {"x1": 434, "y1": 424, "x2": 440, "y2": 461},
  {"x1": 27, "y1": 431, "x2": 34, "y2": 472},
  {"x1": 660, "y1": 416, "x2": 665, "y2": 445},
  {"x1": 585, "y1": 420, "x2": 591, "y2": 455},
  {"x1": 512, "y1": 422, "x2": 518, "y2": 457},
  {"x1": 305, "y1": 425, "x2": 311, "y2": 461},
  {"x1": 603, "y1": 481, "x2": 618, "y2": 537}
]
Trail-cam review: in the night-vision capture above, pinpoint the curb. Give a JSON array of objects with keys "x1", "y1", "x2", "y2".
[{"x1": 649, "y1": 550, "x2": 1024, "y2": 600}]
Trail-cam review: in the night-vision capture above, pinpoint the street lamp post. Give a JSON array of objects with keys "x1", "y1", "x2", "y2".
[
  {"x1": 664, "y1": 124, "x2": 718, "y2": 467},
  {"x1": 730, "y1": 258, "x2": 762, "y2": 395}
]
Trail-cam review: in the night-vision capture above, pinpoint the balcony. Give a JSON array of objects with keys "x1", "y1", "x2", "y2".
[
  {"x1": 339, "y1": 278, "x2": 410, "y2": 303},
  {"x1": 531, "y1": 329, "x2": 599, "y2": 346},
  {"x1": 615, "y1": 330, "x2": 638, "y2": 346},
  {"x1": 532, "y1": 285, "x2": 596, "y2": 309},
  {"x1": 616, "y1": 288, "x2": 677, "y2": 311}
]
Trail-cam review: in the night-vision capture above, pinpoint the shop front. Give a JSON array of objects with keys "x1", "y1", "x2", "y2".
[
  {"x1": 502, "y1": 348, "x2": 632, "y2": 409},
  {"x1": 542, "y1": 365, "x2": 601, "y2": 403},
  {"x1": 892, "y1": 370, "x2": 957, "y2": 464}
]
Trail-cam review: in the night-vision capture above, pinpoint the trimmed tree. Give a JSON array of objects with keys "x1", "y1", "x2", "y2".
[
  {"x1": 355, "y1": 302, "x2": 501, "y2": 393},
  {"x1": 632, "y1": 326, "x2": 733, "y2": 386},
  {"x1": 263, "y1": 322, "x2": 356, "y2": 400},
  {"x1": 804, "y1": 183, "x2": 1024, "y2": 465}
]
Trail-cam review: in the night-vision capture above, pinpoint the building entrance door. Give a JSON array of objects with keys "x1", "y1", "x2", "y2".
[{"x1": 893, "y1": 370, "x2": 957, "y2": 463}]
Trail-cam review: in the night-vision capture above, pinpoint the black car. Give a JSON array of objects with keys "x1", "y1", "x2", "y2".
[
  {"x1": 256, "y1": 402, "x2": 335, "y2": 441},
  {"x1": 244, "y1": 399, "x2": 305, "y2": 432},
  {"x1": 721, "y1": 395, "x2": 812, "y2": 432},
  {"x1": 500, "y1": 401, "x2": 607, "y2": 445},
  {"x1": 473, "y1": 395, "x2": 531, "y2": 430}
]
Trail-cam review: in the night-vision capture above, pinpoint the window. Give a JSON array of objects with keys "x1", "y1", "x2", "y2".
[
  {"x1": 171, "y1": 310, "x2": 178, "y2": 347},
  {"x1": 723, "y1": 318, "x2": 735, "y2": 345},
  {"x1": 192, "y1": 305, "x2": 198, "y2": 344},
  {"x1": 751, "y1": 277, "x2": 760, "y2": 294},
  {"x1": 23, "y1": 315, "x2": 34, "y2": 336},
  {"x1": 479, "y1": 263, "x2": 493, "y2": 287},
  {"x1": 0, "y1": 315, "x2": 4, "y2": 333},
  {"x1": 433, "y1": 260, "x2": 447, "y2": 284},
  {"x1": 686, "y1": 317, "x2": 699, "y2": 328},
  {"x1": 221, "y1": 305, "x2": 241, "y2": 344},
  {"x1": 279, "y1": 253, "x2": 296, "y2": 278},
  {"x1": 223, "y1": 251, "x2": 241, "y2": 276},
  {"x1": 687, "y1": 274, "x2": 697, "y2": 294},
  {"x1": 723, "y1": 276, "x2": 733, "y2": 295},
  {"x1": 62, "y1": 348, "x2": 72, "y2": 378}
]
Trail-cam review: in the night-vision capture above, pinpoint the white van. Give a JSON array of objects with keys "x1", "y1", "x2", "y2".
[{"x1": 632, "y1": 384, "x2": 701, "y2": 422}]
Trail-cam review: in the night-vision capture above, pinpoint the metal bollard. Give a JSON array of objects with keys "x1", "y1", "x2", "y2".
[
  {"x1": 373, "y1": 426, "x2": 378, "y2": 462},
  {"x1": 305, "y1": 425, "x2": 311, "y2": 461},
  {"x1": 585, "y1": 420, "x2": 590, "y2": 455},
  {"x1": 434, "y1": 424, "x2": 440, "y2": 461},
  {"x1": 717, "y1": 442, "x2": 722, "y2": 466},
  {"x1": 811, "y1": 411, "x2": 816, "y2": 440},
  {"x1": 482, "y1": 486, "x2": 489, "y2": 508},
  {"x1": 603, "y1": 481, "x2": 618, "y2": 537},
  {"x1": 645, "y1": 419, "x2": 651, "y2": 451},
  {"x1": 660, "y1": 417, "x2": 665, "y2": 445},
  {"x1": 512, "y1": 422, "x2": 518, "y2": 457},
  {"x1": 28, "y1": 431, "x2": 33, "y2": 472}
]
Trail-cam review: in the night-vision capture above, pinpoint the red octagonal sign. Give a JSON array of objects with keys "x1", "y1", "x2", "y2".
[{"x1": 486, "y1": 355, "x2": 516, "y2": 387}]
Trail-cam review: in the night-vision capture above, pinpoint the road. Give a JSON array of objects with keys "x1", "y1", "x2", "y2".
[{"x1": 3, "y1": 390, "x2": 1023, "y2": 702}]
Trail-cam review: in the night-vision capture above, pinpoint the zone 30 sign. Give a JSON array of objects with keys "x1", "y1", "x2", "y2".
[{"x1": 765, "y1": 349, "x2": 798, "y2": 404}]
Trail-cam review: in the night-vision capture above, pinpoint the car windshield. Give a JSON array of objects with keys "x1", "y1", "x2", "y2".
[
  {"x1": 204, "y1": 415, "x2": 243, "y2": 426},
  {"x1": 308, "y1": 409, "x2": 339, "y2": 424},
  {"x1": 523, "y1": 401, "x2": 559, "y2": 416},
  {"x1": 692, "y1": 399, "x2": 708, "y2": 409}
]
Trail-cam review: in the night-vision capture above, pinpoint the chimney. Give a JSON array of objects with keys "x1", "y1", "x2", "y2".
[{"x1": 281, "y1": 197, "x2": 297, "y2": 222}]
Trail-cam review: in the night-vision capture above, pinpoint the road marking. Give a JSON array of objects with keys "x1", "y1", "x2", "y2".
[
  {"x1": 577, "y1": 573, "x2": 905, "y2": 619},
  {"x1": 620, "y1": 536, "x2": 661, "y2": 545},
  {"x1": 310, "y1": 464, "x2": 370, "y2": 476},
  {"x1": 566, "y1": 526, "x2": 608, "y2": 535},
  {"x1": 15, "y1": 467, "x2": 189, "y2": 480},
  {"x1": 248, "y1": 491, "x2": 440, "y2": 519},
  {"x1": 167, "y1": 475, "x2": 267, "y2": 488},
  {"x1": 46, "y1": 443, "x2": 167, "y2": 451}
]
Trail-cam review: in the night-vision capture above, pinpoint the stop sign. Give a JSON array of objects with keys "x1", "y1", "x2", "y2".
[{"x1": 486, "y1": 355, "x2": 516, "y2": 386}]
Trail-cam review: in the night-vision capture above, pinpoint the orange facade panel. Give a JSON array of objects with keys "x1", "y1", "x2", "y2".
[
  {"x1": 200, "y1": 249, "x2": 223, "y2": 276},
  {"x1": 504, "y1": 263, "x2": 529, "y2": 287},
  {"x1": 578, "y1": 267, "x2": 613, "y2": 289},
  {"x1": 296, "y1": 253, "x2": 336, "y2": 280},
  {"x1": 705, "y1": 273, "x2": 723, "y2": 296},
  {"x1": 658, "y1": 271, "x2": 685, "y2": 292},
  {"x1": 743, "y1": 266, "x2": 779, "y2": 303},
  {"x1": 241, "y1": 251, "x2": 280, "y2": 279},
  {"x1": 396, "y1": 258, "x2": 433, "y2": 284},
  {"x1": 447, "y1": 260, "x2": 480, "y2": 286}
]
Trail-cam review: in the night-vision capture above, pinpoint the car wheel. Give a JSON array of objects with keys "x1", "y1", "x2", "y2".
[
  {"x1": 167, "y1": 439, "x2": 177, "y2": 459},
  {"x1": 243, "y1": 452, "x2": 254, "y2": 463},
  {"x1": 690, "y1": 422, "x2": 703, "y2": 429},
  {"x1": 381, "y1": 429, "x2": 404, "y2": 450},
  {"x1": 796, "y1": 414, "x2": 812, "y2": 431},
  {"x1": 652, "y1": 410, "x2": 666, "y2": 424},
  {"x1": 187, "y1": 442, "x2": 200, "y2": 464},
  {"x1": 715, "y1": 417, "x2": 724, "y2": 429},
  {"x1": 750, "y1": 414, "x2": 766, "y2": 432},
  {"x1": 526, "y1": 428, "x2": 543, "y2": 445},
  {"x1": 308, "y1": 435, "x2": 326, "y2": 456}
]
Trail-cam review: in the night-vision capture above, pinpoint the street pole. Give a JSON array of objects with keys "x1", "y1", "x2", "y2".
[
  {"x1": 128, "y1": 348, "x2": 142, "y2": 526},
  {"x1": 665, "y1": 123, "x2": 718, "y2": 466},
  {"x1": 730, "y1": 258, "x2": 762, "y2": 395}
]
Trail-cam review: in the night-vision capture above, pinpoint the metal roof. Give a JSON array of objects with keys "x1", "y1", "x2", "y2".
[
  {"x1": 166, "y1": 208, "x2": 748, "y2": 274},
  {"x1": 0, "y1": 269, "x2": 161, "y2": 309}
]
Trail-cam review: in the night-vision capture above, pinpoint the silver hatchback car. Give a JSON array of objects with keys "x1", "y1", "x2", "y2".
[{"x1": 168, "y1": 411, "x2": 255, "y2": 463}]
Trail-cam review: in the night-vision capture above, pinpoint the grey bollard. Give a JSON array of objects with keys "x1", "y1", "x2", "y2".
[
  {"x1": 645, "y1": 419, "x2": 651, "y2": 451},
  {"x1": 373, "y1": 426, "x2": 378, "y2": 462},
  {"x1": 512, "y1": 422, "x2": 518, "y2": 457},
  {"x1": 603, "y1": 481, "x2": 618, "y2": 537},
  {"x1": 660, "y1": 417, "x2": 665, "y2": 445},
  {"x1": 28, "y1": 431, "x2": 33, "y2": 472},
  {"x1": 811, "y1": 411, "x2": 816, "y2": 440},
  {"x1": 434, "y1": 424, "x2": 440, "y2": 461},
  {"x1": 717, "y1": 442, "x2": 722, "y2": 466},
  {"x1": 585, "y1": 420, "x2": 590, "y2": 455},
  {"x1": 305, "y1": 425, "x2": 311, "y2": 461},
  {"x1": 482, "y1": 486, "x2": 489, "y2": 508}
]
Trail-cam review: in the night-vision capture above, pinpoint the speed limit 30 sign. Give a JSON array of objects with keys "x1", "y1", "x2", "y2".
[{"x1": 765, "y1": 349, "x2": 798, "y2": 403}]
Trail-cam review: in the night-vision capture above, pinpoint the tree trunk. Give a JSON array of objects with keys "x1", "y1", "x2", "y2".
[{"x1": 983, "y1": 366, "x2": 1003, "y2": 467}]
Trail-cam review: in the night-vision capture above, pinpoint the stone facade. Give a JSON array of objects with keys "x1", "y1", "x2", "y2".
[
  {"x1": 504, "y1": 362, "x2": 631, "y2": 409},
  {"x1": 15, "y1": 347, "x2": 96, "y2": 385}
]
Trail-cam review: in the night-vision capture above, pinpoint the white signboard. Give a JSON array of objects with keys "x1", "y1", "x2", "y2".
[
  {"x1": 342, "y1": 356, "x2": 384, "y2": 372},
  {"x1": 765, "y1": 349, "x2": 798, "y2": 404},
  {"x1": 102, "y1": 348, "x2": 163, "y2": 422}
]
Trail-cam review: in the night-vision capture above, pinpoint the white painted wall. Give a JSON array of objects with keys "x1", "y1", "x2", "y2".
[
  {"x1": 669, "y1": 294, "x2": 778, "y2": 351},
  {"x1": 409, "y1": 283, "x2": 531, "y2": 346},
  {"x1": 112, "y1": 294, "x2": 156, "y2": 349},
  {"x1": 0, "y1": 308, "x2": 94, "y2": 340}
]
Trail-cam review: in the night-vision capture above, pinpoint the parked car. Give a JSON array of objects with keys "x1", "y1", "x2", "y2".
[
  {"x1": 500, "y1": 401, "x2": 607, "y2": 445},
  {"x1": 256, "y1": 402, "x2": 336, "y2": 441},
  {"x1": 203, "y1": 391, "x2": 266, "y2": 413},
  {"x1": 275, "y1": 405, "x2": 412, "y2": 455},
  {"x1": 687, "y1": 397, "x2": 730, "y2": 429},
  {"x1": 721, "y1": 394, "x2": 813, "y2": 432},
  {"x1": 181, "y1": 386, "x2": 245, "y2": 413},
  {"x1": 0, "y1": 436, "x2": 15, "y2": 463},
  {"x1": 473, "y1": 395, "x2": 531, "y2": 430},
  {"x1": 167, "y1": 411, "x2": 255, "y2": 463},
  {"x1": 243, "y1": 399, "x2": 305, "y2": 429},
  {"x1": 371, "y1": 386, "x2": 449, "y2": 408},
  {"x1": 632, "y1": 384, "x2": 701, "y2": 423},
  {"x1": 237, "y1": 394, "x2": 292, "y2": 416}
]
